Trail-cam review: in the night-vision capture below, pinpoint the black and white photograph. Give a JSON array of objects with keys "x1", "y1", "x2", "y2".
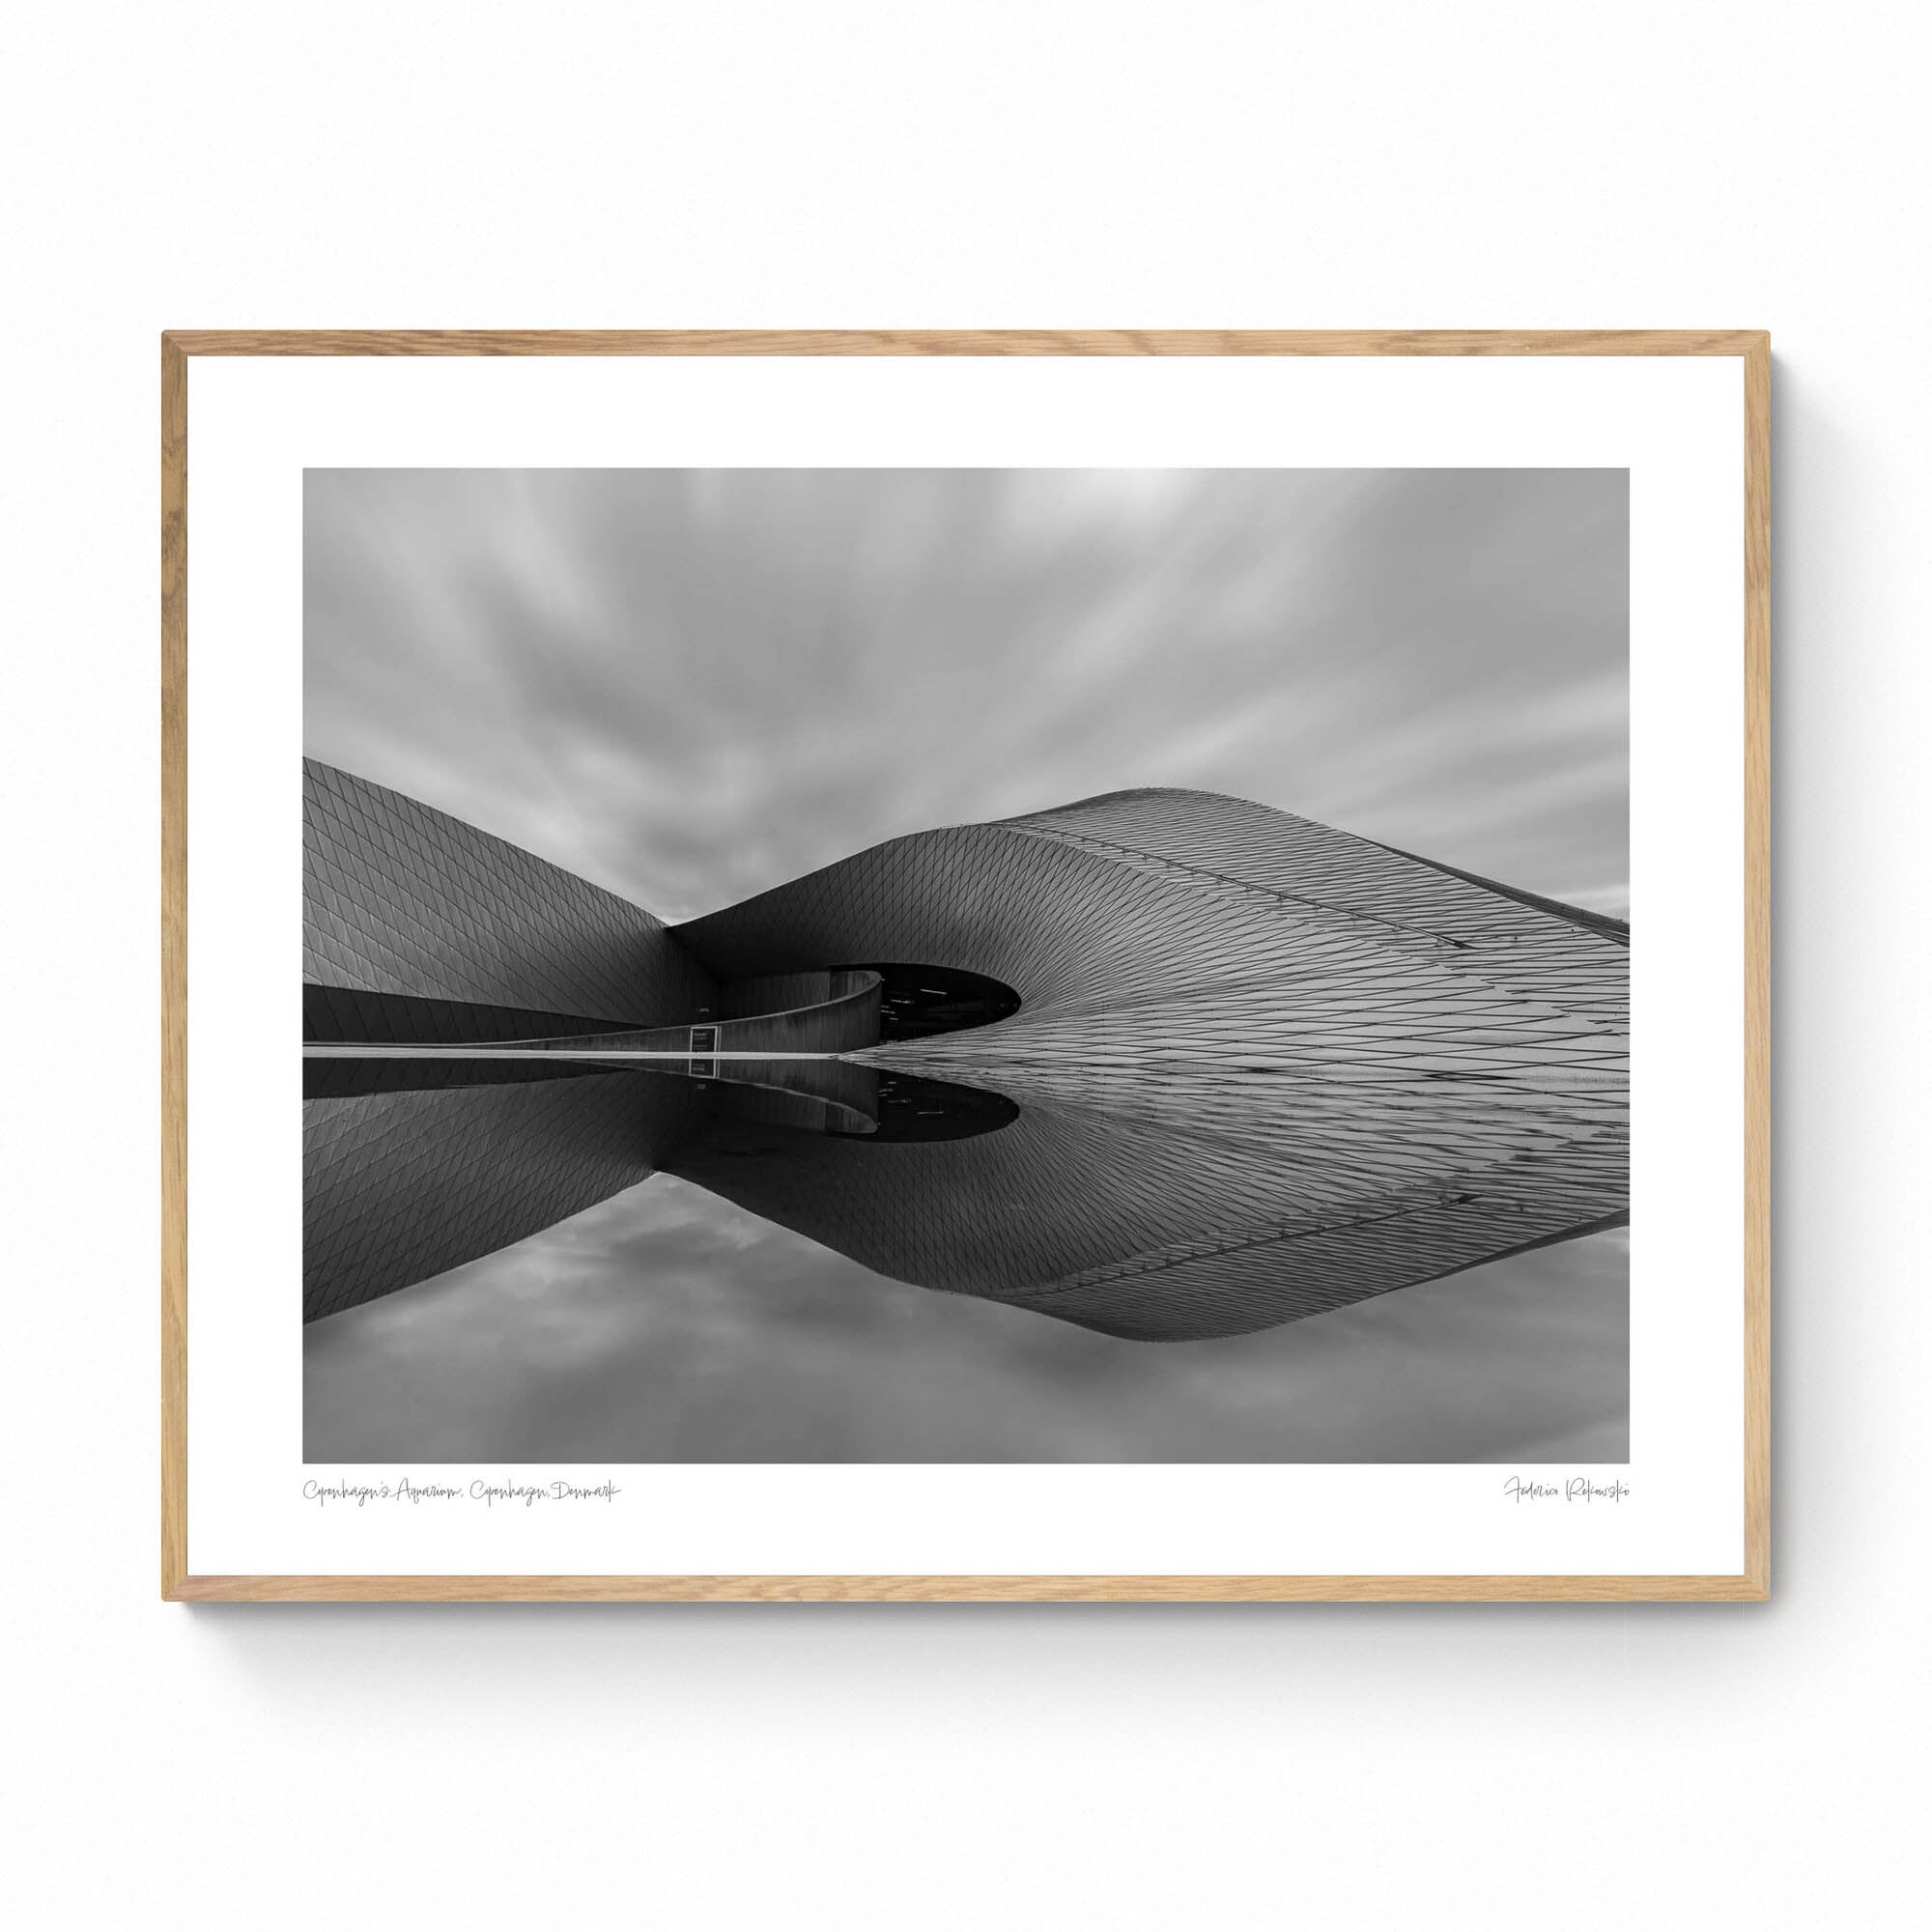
[
  {"x1": 301, "y1": 466, "x2": 1630, "y2": 1464},
  {"x1": 42, "y1": 0, "x2": 1932, "y2": 1917}
]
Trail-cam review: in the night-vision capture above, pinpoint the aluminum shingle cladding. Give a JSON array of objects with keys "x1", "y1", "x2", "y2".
[
  {"x1": 302, "y1": 779, "x2": 1628, "y2": 1339},
  {"x1": 675, "y1": 786, "x2": 1628, "y2": 1076},
  {"x1": 669, "y1": 1072, "x2": 1625, "y2": 1341},
  {"x1": 667, "y1": 785, "x2": 1629, "y2": 1340},
  {"x1": 303, "y1": 1074, "x2": 694, "y2": 1321},
  {"x1": 303, "y1": 758, "x2": 714, "y2": 1025}
]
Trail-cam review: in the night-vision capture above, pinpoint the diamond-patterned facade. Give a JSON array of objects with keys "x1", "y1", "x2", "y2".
[
  {"x1": 303, "y1": 757, "x2": 715, "y2": 1029},
  {"x1": 304, "y1": 769, "x2": 1628, "y2": 1339}
]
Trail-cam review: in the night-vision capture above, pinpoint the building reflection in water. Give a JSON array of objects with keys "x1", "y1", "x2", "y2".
[
  {"x1": 304, "y1": 1047, "x2": 1624, "y2": 1342},
  {"x1": 301, "y1": 759, "x2": 1628, "y2": 1343}
]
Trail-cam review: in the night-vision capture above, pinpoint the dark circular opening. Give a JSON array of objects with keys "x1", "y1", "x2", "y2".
[
  {"x1": 842, "y1": 963, "x2": 1021, "y2": 1041},
  {"x1": 852, "y1": 1068, "x2": 1021, "y2": 1141}
]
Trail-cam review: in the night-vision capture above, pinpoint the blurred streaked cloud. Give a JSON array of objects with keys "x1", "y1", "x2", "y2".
[{"x1": 305, "y1": 469, "x2": 1627, "y2": 921}]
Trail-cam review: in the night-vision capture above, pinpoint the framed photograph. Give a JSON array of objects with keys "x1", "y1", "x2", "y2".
[{"x1": 161, "y1": 330, "x2": 1768, "y2": 1603}]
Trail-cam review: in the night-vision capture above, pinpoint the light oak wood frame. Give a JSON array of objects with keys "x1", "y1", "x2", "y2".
[{"x1": 160, "y1": 329, "x2": 1770, "y2": 1604}]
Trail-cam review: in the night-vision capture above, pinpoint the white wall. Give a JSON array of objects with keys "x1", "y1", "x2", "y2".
[{"x1": 2, "y1": 5, "x2": 1921, "y2": 1925}]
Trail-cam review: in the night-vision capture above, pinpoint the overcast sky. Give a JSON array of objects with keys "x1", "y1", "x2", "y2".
[
  {"x1": 303, "y1": 468, "x2": 1628, "y2": 1463},
  {"x1": 305, "y1": 469, "x2": 1627, "y2": 922}
]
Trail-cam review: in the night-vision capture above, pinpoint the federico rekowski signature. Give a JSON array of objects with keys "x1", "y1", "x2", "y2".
[{"x1": 1502, "y1": 1475, "x2": 1631, "y2": 1504}]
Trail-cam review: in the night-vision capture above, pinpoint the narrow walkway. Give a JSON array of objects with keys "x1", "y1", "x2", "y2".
[{"x1": 301, "y1": 1044, "x2": 849, "y2": 1061}]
